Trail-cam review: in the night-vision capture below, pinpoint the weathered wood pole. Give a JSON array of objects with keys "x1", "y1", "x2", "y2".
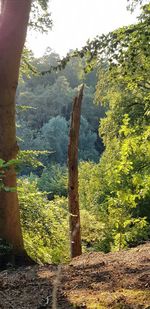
[{"x1": 68, "y1": 84, "x2": 84, "y2": 258}]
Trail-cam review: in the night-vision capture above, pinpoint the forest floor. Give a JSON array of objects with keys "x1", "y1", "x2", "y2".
[{"x1": 0, "y1": 243, "x2": 150, "y2": 309}]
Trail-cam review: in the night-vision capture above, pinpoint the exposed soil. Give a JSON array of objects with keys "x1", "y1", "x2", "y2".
[{"x1": 0, "y1": 243, "x2": 150, "y2": 308}]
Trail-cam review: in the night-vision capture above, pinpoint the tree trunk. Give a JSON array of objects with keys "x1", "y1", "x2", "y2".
[
  {"x1": 0, "y1": 0, "x2": 5, "y2": 15},
  {"x1": 0, "y1": 0, "x2": 32, "y2": 255},
  {"x1": 68, "y1": 85, "x2": 84, "y2": 258}
]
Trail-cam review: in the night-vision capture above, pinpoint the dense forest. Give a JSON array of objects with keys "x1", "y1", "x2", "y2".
[
  {"x1": 0, "y1": 0, "x2": 150, "y2": 267},
  {"x1": 15, "y1": 2, "x2": 150, "y2": 263}
]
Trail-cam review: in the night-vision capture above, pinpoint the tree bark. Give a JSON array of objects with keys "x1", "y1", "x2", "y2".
[
  {"x1": 0, "y1": 0, "x2": 32, "y2": 254},
  {"x1": 68, "y1": 85, "x2": 84, "y2": 258},
  {"x1": 0, "y1": 0, "x2": 5, "y2": 15}
]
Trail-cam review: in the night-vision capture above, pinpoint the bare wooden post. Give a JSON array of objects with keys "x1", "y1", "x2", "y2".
[{"x1": 68, "y1": 84, "x2": 84, "y2": 258}]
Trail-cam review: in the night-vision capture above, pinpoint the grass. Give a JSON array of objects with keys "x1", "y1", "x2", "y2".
[{"x1": 70, "y1": 289, "x2": 150, "y2": 309}]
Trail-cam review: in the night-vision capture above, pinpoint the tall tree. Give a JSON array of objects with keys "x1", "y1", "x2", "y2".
[{"x1": 0, "y1": 0, "x2": 32, "y2": 258}]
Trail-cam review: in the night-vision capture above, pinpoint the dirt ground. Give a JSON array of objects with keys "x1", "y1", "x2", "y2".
[{"x1": 0, "y1": 242, "x2": 150, "y2": 309}]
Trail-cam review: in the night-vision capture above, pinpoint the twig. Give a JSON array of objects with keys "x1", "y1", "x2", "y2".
[{"x1": 0, "y1": 290, "x2": 15, "y2": 309}]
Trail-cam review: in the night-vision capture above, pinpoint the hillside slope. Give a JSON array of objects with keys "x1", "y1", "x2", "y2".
[{"x1": 0, "y1": 243, "x2": 150, "y2": 308}]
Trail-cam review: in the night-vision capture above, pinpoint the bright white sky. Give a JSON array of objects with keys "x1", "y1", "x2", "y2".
[{"x1": 27, "y1": 0, "x2": 138, "y2": 58}]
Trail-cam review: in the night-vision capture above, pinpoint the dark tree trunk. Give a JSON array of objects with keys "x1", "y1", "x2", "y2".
[
  {"x1": 68, "y1": 85, "x2": 84, "y2": 258},
  {"x1": 0, "y1": 0, "x2": 32, "y2": 257}
]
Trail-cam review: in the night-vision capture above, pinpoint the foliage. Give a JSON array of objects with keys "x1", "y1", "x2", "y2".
[
  {"x1": 20, "y1": 48, "x2": 38, "y2": 79},
  {"x1": 79, "y1": 161, "x2": 101, "y2": 213},
  {"x1": 18, "y1": 176, "x2": 107, "y2": 262},
  {"x1": 19, "y1": 0, "x2": 52, "y2": 78},
  {"x1": 93, "y1": 17, "x2": 150, "y2": 247},
  {"x1": 17, "y1": 114, "x2": 100, "y2": 166},
  {"x1": 17, "y1": 49, "x2": 104, "y2": 172},
  {"x1": 33, "y1": 116, "x2": 69, "y2": 164},
  {"x1": 0, "y1": 159, "x2": 5, "y2": 191},
  {"x1": 17, "y1": 149, "x2": 50, "y2": 176},
  {"x1": 0, "y1": 159, "x2": 17, "y2": 192},
  {"x1": 29, "y1": 0, "x2": 52, "y2": 33},
  {"x1": 42, "y1": 2, "x2": 149, "y2": 85},
  {"x1": 93, "y1": 2, "x2": 150, "y2": 249},
  {"x1": 77, "y1": 2, "x2": 150, "y2": 251},
  {"x1": 127, "y1": 0, "x2": 149, "y2": 12},
  {"x1": 80, "y1": 209, "x2": 105, "y2": 251},
  {"x1": 37, "y1": 163, "x2": 68, "y2": 199},
  {"x1": 16, "y1": 0, "x2": 150, "y2": 258},
  {"x1": 18, "y1": 178, "x2": 70, "y2": 263},
  {"x1": 79, "y1": 117, "x2": 99, "y2": 162},
  {"x1": 17, "y1": 54, "x2": 104, "y2": 129}
]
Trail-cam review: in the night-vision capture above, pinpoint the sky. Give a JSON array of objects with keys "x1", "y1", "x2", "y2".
[{"x1": 27, "y1": 0, "x2": 139, "y2": 58}]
